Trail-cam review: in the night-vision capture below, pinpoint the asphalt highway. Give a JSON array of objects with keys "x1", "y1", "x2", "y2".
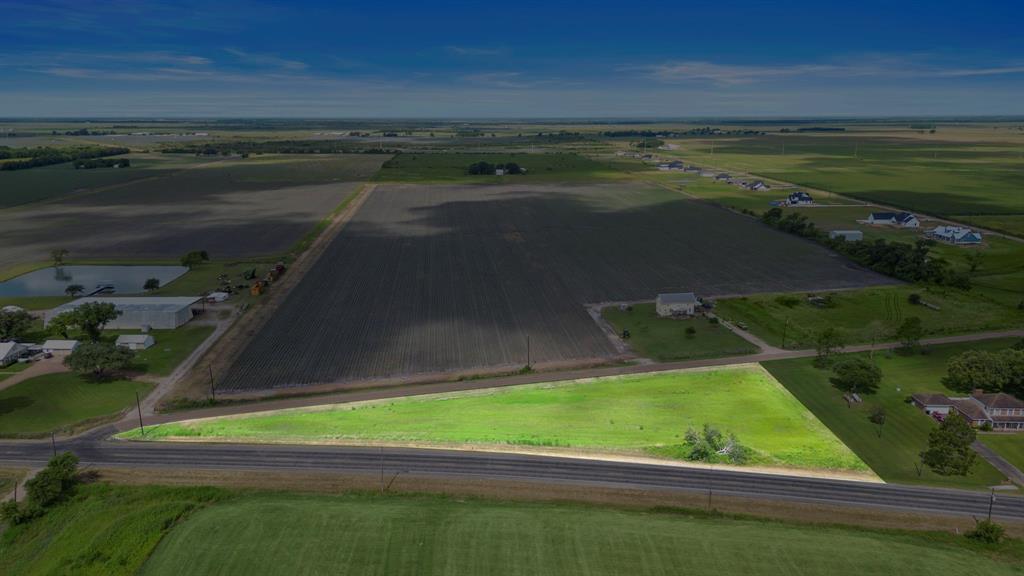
[{"x1": 2, "y1": 430, "x2": 1022, "y2": 522}]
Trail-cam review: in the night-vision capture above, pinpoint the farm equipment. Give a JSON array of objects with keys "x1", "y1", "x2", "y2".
[{"x1": 250, "y1": 281, "x2": 265, "y2": 296}]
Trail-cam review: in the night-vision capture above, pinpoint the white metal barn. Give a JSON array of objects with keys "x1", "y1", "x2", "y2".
[
  {"x1": 115, "y1": 334, "x2": 156, "y2": 350},
  {"x1": 655, "y1": 293, "x2": 698, "y2": 317},
  {"x1": 45, "y1": 297, "x2": 201, "y2": 330}
]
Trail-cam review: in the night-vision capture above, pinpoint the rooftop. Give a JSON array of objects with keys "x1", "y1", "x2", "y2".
[
  {"x1": 52, "y1": 296, "x2": 201, "y2": 314},
  {"x1": 657, "y1": 292, "x2": 698, "y2": 304}
]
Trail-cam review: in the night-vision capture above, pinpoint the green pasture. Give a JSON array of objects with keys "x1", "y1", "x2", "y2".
[
  {"x1": 4, "y1": 484, "x2": 1023, "y2": 576},
  {"x1": 602, "y1": 303, "x2": 758, "y2": 361},
  {"x1": 715, "y1": 285, "x2": 1020, "y2": 349},
  {"x1": 0, "y1": 373, "x2": 151, "y2": 437},
  {"x1": 763, "y1": 339, "x2": 1018, "y2": 489},
  {"x1": 981, "y1": 435, "x2": 1024, "y2": 475},
  {"x1": 121, "y1": 366, "x2": 866, "y2": 472}
]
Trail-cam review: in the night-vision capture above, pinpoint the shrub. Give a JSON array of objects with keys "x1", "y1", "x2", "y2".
[
  {"x1": 685, "y1": 326, "x2": 697, "y2": 338},
  {"x1": 966, "y1": 520, "x2": 1005, "y2": 544},
  {"x1": 908, "y1": 293, "x2": 922, "y2": 305}
]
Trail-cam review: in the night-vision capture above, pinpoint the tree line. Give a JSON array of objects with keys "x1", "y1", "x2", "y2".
[
  {"x1": 0, "y1": 145, "x2": 130, "y2": 171},
  {"x1": 760, "y1": 208, "x2": 970, "y2": 288},
  {"x1": 160, "y1": 140, "x2": 395, "y2": 156}
]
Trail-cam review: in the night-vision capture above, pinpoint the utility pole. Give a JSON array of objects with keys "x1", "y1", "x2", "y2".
[
  {"x1": 135, "y1": 391, "x2": 145, "y2": 436},
  {"x1": 51, "y1": 432, "x2": 57, "y2": 457},
  {"x1": 988, "y1": 488, "x2": 996, "y2": 522},
  {"x1": 379, "y1": 447, "x2": 385, "y2": 494},
  {"x1": 526, "y1": 334, "x2": 531, "y2": 368},
  {"x1": 209, "y1": 366, "x2": 216, "y2": 402}
]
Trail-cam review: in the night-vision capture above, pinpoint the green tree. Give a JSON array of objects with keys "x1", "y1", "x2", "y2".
[
  {"x1": 966, "y1": 519, "x2": 1005, "y2": 544},
  {"x1": 920, "y1": 413, "x2": 977, "y2": 476},
  {"x1": 3, "y1": 452, "x2": 80, "y2": 525},
  {"x1": 180, "y1": 250, "x2": 210, "y2": 269},
  {"x1": 869, "y1": 406, "x2": 887, "y2": 437},
  {"x1": 894, "y1": 316, "x2": 924, "y2": 352},
  {"x1": 813, "y1": 327, "x2": 845, "y2": 367},
  {"x1": 0, "y1": 308, "x2": 34, "y2": 340},
  {"x1": 964, "y1": 251, "x2": 985, "y2": 273},
  {"x1": 65, "y1": 341, "x2": 135, "y2": 378},
  {"x1": 52, "y1": 302, "x2": 120, "y2": 341},
  {"x1": 829, "y1": 358, "x2": 882, "y2": 395},
  {"x1": 50, "y1": 248, "x2": 68, "y2": 266},
  {"x1": 683, "y1": 423, "x2": 750, "y2": 465},
  {"x1": 64, "y1": 284, "x2": 85, "y2": 297},
  {"x1": 143, "y1": 277, "x2": 161, "y2": 291},
  {"x1": 943, "y1": 349, "x2": 1024, "y2": 397}
]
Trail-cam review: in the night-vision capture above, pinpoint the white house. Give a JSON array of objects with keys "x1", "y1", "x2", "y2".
[
  {"x1": 829, "y1": 230, "x2": 864, "y2": 241},
  {"x1": 115, "y1": 334, "x2": 155, "y2": 350},
  {"x1": 930, "y1": 225, "x2": 983, "y2": 245},
  {"x1": 494, "y1": 168, "x2": 506, "y2": 176},
  {"x1": 655, "y1": 293, "x2": 698, "y2": 317},
  {"x1": 0, "y1": 341, "x2": 27, "y2": 367},
  {"x1": 868, "y1": 211, "x2": 919, "y2": 228},
  {"x1": 42, "y1": 339, "x2": 80, "y2": 355},
  {"x1": 787, "y1": 191, "x2": 814, "y2": 205}
]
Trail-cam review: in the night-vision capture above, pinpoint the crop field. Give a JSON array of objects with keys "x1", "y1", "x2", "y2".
[
  {"x1": 4, "y1": 485, "x2": 1022, "y2": 576},
  {"x1": 126, "y1": 365, "x2": 868, "y2": 473},
  {"x1": 763, "y1": 339, "x2": 1018, "y2": 489},
  {"x1": 669, "y1": 132, "x2": 1024, "y2": 236},
  {"x1": 219, "y1": 181, "x2": 893, "y2": 389},
  {"x1": 0, "y1": 154, "x2": 387, "y2": 273}
]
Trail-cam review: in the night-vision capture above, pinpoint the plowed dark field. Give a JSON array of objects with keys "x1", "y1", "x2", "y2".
[{"x1": 221, "y1": 182, "x2": 895, "y2": 389}]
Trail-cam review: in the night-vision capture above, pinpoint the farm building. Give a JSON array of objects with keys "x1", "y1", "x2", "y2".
[
  {"x1": 115, "y1": 334, "x2": 155, "y2": 350},
  {"x1": 829, "y1": 230, "x2": 864, "y2": 241},
  {"x1": 42, "y1": 340, "x2": 79, "y2": 355},
  {"x1": 912, "y1": 391, "x2": 1024, "y2": 430},
  {"x1": 45, "y1": 296, "x2": 201, "y2": 330},
  {"x1": 787, "y1": 191, "x2": 814, "y2": 205},
  {"x1": 714, "y1": 173, "x2": 731, "y2": 182},
  {"x1": 655, "y1": 293, "x2": 698, "y2": 317},
  {"x1": 868, "y1": 211, "x2": 919, "y2": 228},
  {"x1": 0, "y1": 341, "x2": 28, "y2": 367},
  {"x1": 930, "y1": 226, "x2": 982, "y2": 245}
]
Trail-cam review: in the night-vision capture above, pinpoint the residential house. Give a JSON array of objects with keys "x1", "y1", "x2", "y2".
[
  {"x1": 0, "y1": 341, "x2": 27, "y2": 367},
  {"x1": 911, "y1": 391, "x2": 1024, "y2": 430},
  {"x1": 787, "y1": 191, "x2": 814, "y2": 205},
  {"x1": 655, "y1": 293, "x2": 699, "y2": 317},
  {"x1": 868, "y1": 211, "x2": 920, "y2": 228},
  {"x1": 930, "y1": 225, "x2": 983, "y2": 245},
  {"x1": 714, "y1": 173, "x2": 731, "y2": 182}
]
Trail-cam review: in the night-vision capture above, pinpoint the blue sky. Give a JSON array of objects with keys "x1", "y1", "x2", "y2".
[{"x1": 4, "y1": 0, "x2": 1024, "y2": 117}]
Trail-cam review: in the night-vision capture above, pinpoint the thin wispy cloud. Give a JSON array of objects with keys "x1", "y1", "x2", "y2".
[
  {"x1": 225, "y1": 48, "x2": 307, "y2": 70},
  {"x1": 633, "y1": 57, "x2": 1024, "y2": 85},
  {"x1": 446, "y1": 45, "x2": 506, "y2": 57}
]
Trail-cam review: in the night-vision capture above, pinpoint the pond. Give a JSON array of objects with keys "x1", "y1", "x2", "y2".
[{"x1": 0, "y1": 265, "x2": 189, "y2": 297}]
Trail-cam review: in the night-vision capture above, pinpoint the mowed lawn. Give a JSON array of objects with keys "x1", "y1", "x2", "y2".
[
  {"x1": 981, "y1": 434, "x2": 1024, "y2": 474},
  {"x1": 602, "y1": 303, "x2": 758, "y2": 361},
  {"x1": 763, "y1": 340, "x2": 1017, "y2": 489},
  {"x1": 139, "y1": 493, "x2": 1024, "y2": 576},
  {"x1": 3, "y1": 485, "x2": 1021, "y2": 576},
  {"x1": 715, "y1": 285, "x2": 1019, "y2": 349},
  {"x1": 108, "y1": 325, "x2": 215, "y2": 376},
  {"x1": 123, "y1": 366, "x2": 866, "y2": 472},
  {"x1": 0, "y1": 373, "x2": 151, "y2": 437}
]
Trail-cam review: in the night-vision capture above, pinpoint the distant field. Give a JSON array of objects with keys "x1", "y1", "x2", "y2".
[
  {"x1": 0, "y1": 373, "x2": 151, "y2": 437},
  {"x1": 0, "y1": 154, "x2": 387, "y2": 274},
  {"x1": 764, "y1": 339, "x2": 1017, "y2": 489},
  {"x1": 602, "y1": 303, "x2": 757, "y2": 361},
  {"x1": 123, "y1": 365, "x2": 867, "y2": 473},
  {"x1": 374, "y1": 152, "x2": 630, "y2": 182},
  {"x1": 0, "y1": 153, "x2": 202, "y2": 208},
  {"x1": 3, "y1": 485, "x2": 1021, "y2": 576},
  {"x1": 217, "y1": 181, "x2": 892, "y2": 389},
  {"x1": 715, "y1": 285, "x2": 1021, "y2": 349},
  {"x1": 671, "y1": 134, "x2": 1024, "y2": 236}
]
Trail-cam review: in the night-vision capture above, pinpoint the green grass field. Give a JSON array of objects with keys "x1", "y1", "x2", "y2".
[
  {"x1": 122, "y1": 366, "x2": 866, "y2": 472},
  {"x1": 602, "y1": 304, "x2": 758, "y2": 361},
  {"x1": 114, "y1": 326, "x2": 215, "y2": 376},
  {"x1": 763, "y1": 339, "x2": 1017, "y2": 489},
  {"x1": 0, "y1": 469, "x2": 23, "y2": 495},
  {"x1": 374, "y1": 152, "x2": 629, "y2": 183},
  {"x1": 3, "y1": 484, "x2": 1022, "y2": 576},
  {"x1": 0, "y1": 373, "x2": 151, "y2": 437},
  {"x1": 715, "y1": 285, "x2": 1021, "y2": 349},
  {"x1": 0, "y1": 362, "x2": 32, "y2": 382},
  {"x1": 981, "y1": 435, "x2": 1024, "y2": 474},
  {"x1": 670, "y1": 133, "x2": 1024, "y2": 236}
]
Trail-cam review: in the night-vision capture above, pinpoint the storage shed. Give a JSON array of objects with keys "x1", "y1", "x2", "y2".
[
  {"x1": 45, "y1": 297, "x2": 201, "y2": 330},
  {"x1": 655, "y1": 293, "x2": 698, "y2": 317},
  {"x1": 42, "y1": 339, "x2": 80, "y2": 355},
  {"x1": 115, "y1": 334, "x2": 156, "y2": 350}
]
